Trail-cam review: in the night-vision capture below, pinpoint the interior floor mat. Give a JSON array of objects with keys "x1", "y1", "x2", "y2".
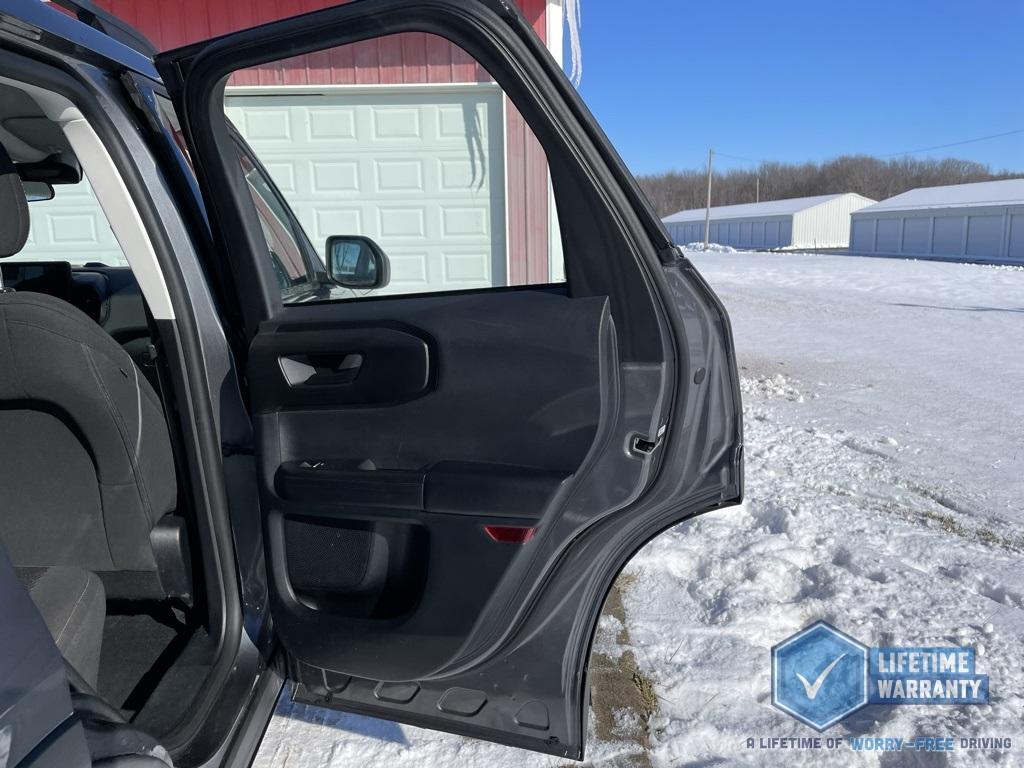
[
  {"x1": 130, "y1": 628, "x2": 215, "y2": 736},
  {"x1": 97, "y1": 603, "x2": 196, "y2": 717}
]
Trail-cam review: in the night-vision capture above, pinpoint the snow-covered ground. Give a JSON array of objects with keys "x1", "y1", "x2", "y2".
[
  {"x1": 254, "y1": 251, "x2": 1024, "y2": 767},
  {"x1": 682, "y1": 241, "x2": 737, "y2": 253}
]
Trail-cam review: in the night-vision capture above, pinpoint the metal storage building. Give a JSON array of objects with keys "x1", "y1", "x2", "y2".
[
  {"x1": 849, "y1": 179, "x2": 1024, "y2": 263},
  {"x1": 662, "y1": 193, "x2": 875, "y2": 250}
]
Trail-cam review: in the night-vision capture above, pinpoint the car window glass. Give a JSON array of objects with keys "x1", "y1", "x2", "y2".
[
  {"x1": 238, "y1": 151, "x2": 318, "y2": 293},
  {"x1": 149, "y1": 93, "x2": 317, "y2": 295},
  {"x1": 223, "y1": 31, "x2": 566, "y2": 304},
  {"x1": 17, "y1": 177, "x2": 129, "y2": 267}
]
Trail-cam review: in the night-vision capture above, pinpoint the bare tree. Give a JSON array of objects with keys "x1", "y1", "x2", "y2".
[{"x1": 638, "y1": 155, "x2": 1020, "y2": 217}]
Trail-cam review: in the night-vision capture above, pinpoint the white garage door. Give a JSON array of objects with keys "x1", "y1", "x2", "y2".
[
  {"x1": 17, "y1": 177, "x2": 128, "y2": 266},
  {"x1": 226, "y1": 86, "x2": 507, "y2": 295}
]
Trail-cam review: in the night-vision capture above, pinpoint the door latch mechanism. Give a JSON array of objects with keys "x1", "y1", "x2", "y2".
[{"x1": 630, "y1": 423, "x2": 667, "y2": 456}]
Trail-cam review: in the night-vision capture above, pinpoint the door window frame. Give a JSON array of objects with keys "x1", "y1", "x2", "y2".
[
  {"x1": 232, "y1": 133, "x2": 328, "y2": 301},
  {"x1": 158, "y1": 0, "x2": 670, "y2": 359}
]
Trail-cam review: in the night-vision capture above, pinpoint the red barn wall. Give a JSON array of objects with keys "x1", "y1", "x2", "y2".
[{"x1": 94, "y1": 0, "x2": 546, "y2": 55}]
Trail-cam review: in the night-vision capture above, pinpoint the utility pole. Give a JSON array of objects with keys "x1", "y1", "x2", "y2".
[
  {"x1": 703, "y1": 148, "x2": 714, "y2": 251},
  {"x1": 756, "y1": 176, "x2": 760, "y2": 203}
]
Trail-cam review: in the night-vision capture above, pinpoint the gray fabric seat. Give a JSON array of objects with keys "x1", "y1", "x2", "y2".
[
  {"x1": 13, "y1": 562, "x2": 172, "y2": 767},
  {"x1": 0, "y1": 140, "x2": 177, "y2": 598},
  {"x1": 17, "y1": 566, "x2": 106, "y2": 689},
  {"x1": 64, "y1": 661, "x2": 174, "y2": 768}
]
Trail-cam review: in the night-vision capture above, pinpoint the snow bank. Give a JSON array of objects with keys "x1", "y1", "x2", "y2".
[{"x1": 681, "y1": 242, "x2": 737, "y2": 253}]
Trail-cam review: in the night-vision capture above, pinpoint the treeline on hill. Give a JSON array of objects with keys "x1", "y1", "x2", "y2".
[{"x1": 638, "y1": 155, "x2": 1020, "y2": 217}]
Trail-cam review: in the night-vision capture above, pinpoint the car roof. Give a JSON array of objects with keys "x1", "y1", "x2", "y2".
[{"x1": 2, "y1": 0, "x2": 159, "y2": 80}]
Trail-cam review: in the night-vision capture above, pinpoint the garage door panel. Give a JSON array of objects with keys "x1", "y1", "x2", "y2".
[
  {"x1": 851, "y1": 219, "x2": 873, "y2": 251},
  {"x1": 752, "y1": 222, "x2": 765, "y2": 246},
  {"x1": 262, "y1": 162, "x2": 299, "y2": 193},
  {"x1": 901, "y1": 217, "x2": 929, "y2": 254},
  {"x1": 286, "y1": 152, "x2": 498, "y2": 199},
  {"x1": 780, "y1": 220, "x2": 792, "y2": 247},
  {"x1": 437, "y1": 102, "x2": 493, "y2": 142},
  {"x1": 371, "y1": 106, "x2": 422, "y2": 140},
  {"x1": 228, "y1": 87, "x2": 506, "y2": 293},
  {"x1": 1009, "y1": 214, "x2": 1024, "y2": 262},
  {"x1": 875, "y1": 218, "x2": 900, "y2": 252},
  {"x1": 442, "y1": 207, "x2": 490, "y2": 237},
  {"x1": 385, "y1": 251, "x2": 430, "y2": 288},
  {"x1": 306, "y1": 107, "x2": 358, "y2": 141},
  {"x1": 235, "y1": 106, "x2": 294, "y2": 142},
  {"x1": 440, "y1": 158, "x2": 488, "y2": 190},
  {"x1": 966, "y1": 214, "x2": 1002, "y2": 258},
  {"x1": 374, "y1": 159, "x2": 425, "y2": 192},
  {"x1": 441, "y1": 249, "x2": 496, "y2": 285},
  {"x1": 378, "y1": 206, "x2": 428, "y2": 238},
  {"x1": 311, "y1": 207, "x2": 362, "y2": 242},
  {"x1": 932, "y1": 216, "x2": 965, "y2": 255},
  {"x1": 310, "y1": 160, "x2": 360, "y2": 193}
]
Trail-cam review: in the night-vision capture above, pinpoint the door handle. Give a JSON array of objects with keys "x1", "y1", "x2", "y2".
[{"x1": 279, "y1": 353, "x2": 364, "y2": 387}]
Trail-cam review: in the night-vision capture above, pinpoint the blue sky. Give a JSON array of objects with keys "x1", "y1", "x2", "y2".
[{"x1": 565, "y1": 0, "x2": 1024, "y2": 175}]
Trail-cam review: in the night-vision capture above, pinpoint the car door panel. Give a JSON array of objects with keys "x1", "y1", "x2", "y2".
[
  {"x1": 251, "y1": 290, "x2": 617, "y2": 683},
  {"x1": 254, "y1": 291, "x2": 608, "y2": 470},
  {"x1": 155, "y1": 0, "x2": 742, "y2": 758}
]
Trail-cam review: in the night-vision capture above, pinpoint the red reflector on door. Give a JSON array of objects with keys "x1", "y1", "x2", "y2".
[{"x1": 483, "y1": 525, "x2": 536, "y2": 544}]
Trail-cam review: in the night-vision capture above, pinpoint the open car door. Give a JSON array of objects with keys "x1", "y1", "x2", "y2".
[{"x1": 155, "y1": 0, "x2": 742, "y2": 759}]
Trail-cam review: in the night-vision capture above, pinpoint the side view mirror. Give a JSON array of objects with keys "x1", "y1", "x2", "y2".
[
  {"x1": 326, "y1": 235, "x2": 390, "y2": 290},
  {"x1": 22, "y1": 180, "x2": 55, "y2": 202}
]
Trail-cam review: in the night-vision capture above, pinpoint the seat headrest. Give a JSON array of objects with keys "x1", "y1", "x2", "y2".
[{"x1": 0, "y1": 142, "x2": 30, "y2": 258}]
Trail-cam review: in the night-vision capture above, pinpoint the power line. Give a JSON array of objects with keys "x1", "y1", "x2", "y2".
[
  {"x1": 876, "y1": 127, "x2": 1024, "y2": 159},
  {"x1": 714, "y1": 151, "x2": 765, "y2": 165},
  {"x1": 710, "y1": 127, "x2": 1024, "y2": 168}
]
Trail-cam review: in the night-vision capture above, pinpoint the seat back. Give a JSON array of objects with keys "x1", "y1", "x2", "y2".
[{"x1": 0, "y1": 141, "x2": 177, "y2": 598}]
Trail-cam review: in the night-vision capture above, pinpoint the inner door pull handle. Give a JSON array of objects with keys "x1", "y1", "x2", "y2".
[{"x1": 280, "y1": 353, "x2": 364, "y2": 386}]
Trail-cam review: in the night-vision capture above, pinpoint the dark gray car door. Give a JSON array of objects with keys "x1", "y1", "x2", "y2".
[{"x1": 155, "y1": 0, "x2": 743, "y2": 759}]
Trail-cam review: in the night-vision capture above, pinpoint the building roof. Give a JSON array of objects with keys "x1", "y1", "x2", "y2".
[
  {"x1": 662, "y1": 193, "x2": 871, "y2": 223},
  {"x1": 854, "y1": 178, "x2": 1024, "y2": 215}
]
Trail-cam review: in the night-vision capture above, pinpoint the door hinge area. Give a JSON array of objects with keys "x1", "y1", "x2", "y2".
[
  {"x1": 657, "y1": 243, "x2": 686, "y2": 265},
  {"x1": 630, "y1": 424, "x2": 667, "y2": 456}
]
